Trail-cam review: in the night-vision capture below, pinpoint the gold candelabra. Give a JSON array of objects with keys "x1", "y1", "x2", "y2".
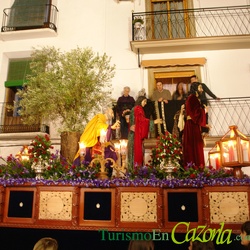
[
  {"x1": 90, "y1": 143, "x2": 117, "y2": 180},
  {"x1": 113, "y1": 140, "x2": 127, "y2": 178}
]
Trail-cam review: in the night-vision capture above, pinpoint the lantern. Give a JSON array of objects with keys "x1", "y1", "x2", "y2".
[
  {"x1": 208, "y1": 141, "x2": 221, "y2": 170},
  {"x1": 210, "y1": 125, "x2": 250, "y2": 178}
]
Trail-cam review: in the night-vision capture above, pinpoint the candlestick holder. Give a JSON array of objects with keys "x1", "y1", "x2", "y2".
[
  {"x1": 79, "y1": 152, "x2": 85, "y2": 163},
  {"x1": 90, "y1": 143, "x2": 117, "y2": 180}
]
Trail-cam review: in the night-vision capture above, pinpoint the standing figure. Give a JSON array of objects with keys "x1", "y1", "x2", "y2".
[
  {"x1": 190, "y1": 75, "x2": 219, "y2": 135},
  {"x1": 183, "y1": 83, "x2": 208, "y2": 167},
  {"x1": 151, "y1": 81, "x2": 172, "y2": 103},
  {"x1": 240, "y1": 221, "x2": 250, "y2": 249},
  {"x1": 172, "y1": 82, "x2": 187, "y2": 100},
  {"x1": 116, "y1": 86, "x2": 135, "y2": 139},
  {"x1": 127, "y1": 96, "x2": 162, "y2": 170}
]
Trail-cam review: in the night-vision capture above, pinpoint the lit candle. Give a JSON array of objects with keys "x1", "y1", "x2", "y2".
[
  {"x1": 215, "y1": 154, "x2": 220, "y2": 169},
  {"x1": 79, "y1": 142, "x2": 86, "y2": 156},
  {"x1": 223, "y1": 152, "x2": 229, "y2": 163},
  {"x1": 241, "y1": 141, "x2": 249, "y2": 162},
  {"x1": 100, "y1": 129, "x2": 107, "y2": 144},
  {"x1": 114, "y1": 142, "x2": 121, "y2": 166},
  {"x1": 114, "y1": 142, "x2": 121, "y2": 154},
  {"x1": 228, "y1": 140, "x2": 235, "y2": 162},
  {"x1": 120, "y1": 139, "x2": 127, "y2": 155},
  {"x1": 215, "y1": 143, "x2": 220, "y2": 169}
]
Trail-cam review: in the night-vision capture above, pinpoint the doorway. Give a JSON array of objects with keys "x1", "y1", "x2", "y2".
[{"x1": 147, "y1": 65, "x2": 201, "y2": 99}]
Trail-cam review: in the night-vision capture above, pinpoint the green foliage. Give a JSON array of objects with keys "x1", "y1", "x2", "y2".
[
  {"x1": 17, "y1": 46, "x2": 115, "y2": 132},
  {"x1": 133, "y1": 18, "x2": 144, "y2": 25}
]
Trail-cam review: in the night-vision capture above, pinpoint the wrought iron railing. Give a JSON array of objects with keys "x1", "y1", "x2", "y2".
[
  {"x1": 0, "y1": 102, "x2": 49, "y2": 133},
  {"x1": 132, "y1": 5, "x2": 250, "y2": 41},
  {"x1": 1, "y1": 4, "x2": 58, "y2": 32},
  {"x1": 1, "y1": 98, "x2": 250, "y2": 136},
  {"x1": 208, "y1": 97, "x2": 250, "y2": 137}
]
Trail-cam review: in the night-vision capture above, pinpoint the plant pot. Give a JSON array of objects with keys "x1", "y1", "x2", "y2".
[
  {"x1": 134, "y1": 22, "x2": 142, "y2": 29},
  {"x1": 60, "y1": 131, "x2": 81, "y2": 163}
]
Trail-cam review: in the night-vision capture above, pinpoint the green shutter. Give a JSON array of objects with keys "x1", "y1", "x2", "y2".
[
  {"x1": 4, "y1": 80, "x2": 25, "y2": 87},
  {"x1": 4, "y1": 60, "x2": 31, "y2": 87}
]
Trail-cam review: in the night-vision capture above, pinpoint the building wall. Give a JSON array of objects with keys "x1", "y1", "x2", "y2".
[{"x1": 0, "y1": 0, "x2": 250, "y2": 168}]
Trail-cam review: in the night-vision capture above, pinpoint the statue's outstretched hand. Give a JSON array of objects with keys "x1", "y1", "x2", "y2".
[{"x1": 111, "y1": 120, "x2": 120, "y2": 130}]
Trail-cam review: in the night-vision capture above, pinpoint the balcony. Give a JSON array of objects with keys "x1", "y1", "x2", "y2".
[
  {"x1": 1, "y1": 97, "x2": 249, "y2": 137},
  {"x1": 0, "y1": 4, "x2": 58, "y2": 41},
  {"x1": 131, "y1": 5, "x2": 250, "y2": 54},
  {"x1": 0, "y1": 102, "x2": 49, "y2": 134}
]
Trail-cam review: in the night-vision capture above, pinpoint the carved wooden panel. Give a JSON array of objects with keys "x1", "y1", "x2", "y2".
[
  {"x1": 203, "y1": 186, "x2": 250, "y2": 232},
  {"x1": 116, "y1": 187, "x2": 163, "y2": 229},
  {"x1": 36, "y1": 186, "x2": 78, "y2": 227}
]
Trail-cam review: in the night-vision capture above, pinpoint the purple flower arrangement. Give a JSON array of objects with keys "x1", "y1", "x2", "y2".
[{"x1": 0, "y1": 134, "x2": 250, "y2": 187}]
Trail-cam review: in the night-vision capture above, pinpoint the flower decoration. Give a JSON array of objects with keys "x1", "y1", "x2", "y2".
[
  {"x1": 151, "y1": 131, "x2": 183, "y2": 167},
  {"x1": 0, "y1": 154, "x2": 35, "y2": 178},
  {"x1": 29, "y1": 134, "x2": 54, "y2": 162},
  {"x1": 177, "y1": 162, "x2": 234, "y2": 179},
  {"x1": 0, "y1": 133, "x2": 247, "y2": 187},
  {"x1": 41, "y1": 150, "x2": 98, "y2": 180}
]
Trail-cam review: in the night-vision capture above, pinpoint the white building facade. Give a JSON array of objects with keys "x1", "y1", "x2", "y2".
[{"x1": 0, "y1": 0, "x2": 250, "y2": 170}]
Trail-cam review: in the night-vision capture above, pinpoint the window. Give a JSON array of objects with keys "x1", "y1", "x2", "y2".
[
  {"x1": 146, "y1": 63, "x2": 202, "y2": 98},
  {"x1": 149, "y1": 0, "x2": 191, "y2": 39},
  {"x1": 3, "y1": 59, "x2": 32, "y2": 131},
  {"x1": 8, "y1": 0, "x2": 51, "y2": 30},
  {"x1": 154, "y1": 71, "x2": 192, "y2": 95}
]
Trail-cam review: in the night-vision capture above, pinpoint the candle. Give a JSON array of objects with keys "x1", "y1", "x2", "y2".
[
  {"x1": 223, "y1": 152, "x2": 229, "y2": 163},
  {"x1": 114, "y1": 142, "x2": 121, "y2": 154},
  {"x1": 100, "y1": 129, "x2": 107, "y2": 144},
  {"x1": 215, "y1": 154, "x2": 220, "y2": 169},
  {"x1": 79, "y1": 142, "x2": 86, "y2": 156},
  {"x1": 241, "y1": 141, "x2": 249, "y2": 162},
  {"x1": 114, "y1": 142, "x2": 121, "y2": 166},
  {"x1": 120, "y1": 139, "x2": 127, "y2": 155},
  {"x1": 228, "y1": 141, "x2": 234, "y2": 162},
  {"x1": 210, "y1": 154, "x2": 220, "y2": 169}
]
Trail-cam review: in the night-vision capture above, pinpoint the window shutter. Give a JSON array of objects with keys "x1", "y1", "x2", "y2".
[{"x1": 5, "y1": 60, "x2": 31, "y2": 87}]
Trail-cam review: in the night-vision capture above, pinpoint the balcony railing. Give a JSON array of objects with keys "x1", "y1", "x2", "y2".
[
  {"x1": 0, "y1": 102, "x2": 49, "y2": 133},
  {"x1": 1, "y1": 4, "x2": 58, "y2": 32},
  {"x1": 132, "y1": 5, "x2": 250, "y2": 41},
  {"x1": 1, "y1": 97, "x2": 250, "y2": 137},
  {"x1": 208, "y1": 97, "x2": 250, "y2": 137}
]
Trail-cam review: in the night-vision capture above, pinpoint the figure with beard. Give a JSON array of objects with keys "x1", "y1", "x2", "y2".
[{"x1": 183, "y1": 83, "x2": 208, "y2": 166}]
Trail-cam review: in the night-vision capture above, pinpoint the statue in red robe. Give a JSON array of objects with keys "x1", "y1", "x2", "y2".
[
  {"x1": 128, "y1": 96, "x2": 162, "y2": 171},
  {"x1": 183, "y1": 83, "x2": 207, "y2": 167}
]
